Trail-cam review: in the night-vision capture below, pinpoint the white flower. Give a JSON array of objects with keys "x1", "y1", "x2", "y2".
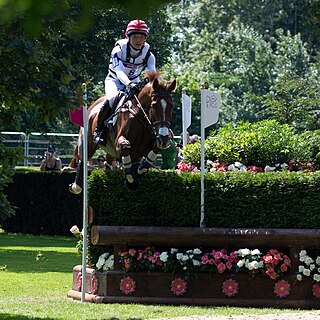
[
  {"x1": 176, "y1": 253, "x2": 183, "y2": 260},
  {"x1": 303, "y1": 268, "x2": 311, "y2": 276},
  {"x1": 305, "y1": 257, "x2": 314, "y2": 265},
  {"x1": 70, "y1": 225, "x2": 80, "y2": 235},
  {"x1": 264, "y1": 165, "x2": 276, "y2": 172},
  {"x1": 228, "y1": 164, "x2": 237, "y2": 171},
  {"x1": 318, "y1": 268, "x2": 320, "y2": 273},
  {"x1": 239, "y1": 166, "x2": 247, "y2": 172},
  {"x1": 299, "y1": 255, "x2": 306, "y2": 262},
  {"x1": 96, "y1": 256, "x2": 105, "y2": 270},
  {"x1": 281, "y1": 163, "x2": 288, "y2": 169},
  {"x1": 103, "y1": 255, "x2": 114, "y2": 271},
  {"x1": 160, "y1": 252, "x2": 168, "y2": 262},
  {"x1": 298, "y1": 265, "x2": 305, "y2": 272},
  {"x1": 310, "y1": 264, "x2": 316, "y2": 271},
  {"x1": 251, "y1": 249, "x2": 261, "y2": 256},
  {"x1": 299, "y1": 250, "x2": 307, "y2": 257},
  {"x1": 182, "y1": 254, "x2": 189, "y2": 261},
  {"x1": 314, "y1": 274, "x2": 320, "y2": 282},
  {"x1": 183, "y1": 266, "x2": 187, "y2": 270},
  {"x1": 238, "y1": 248, "x2": 250, "y2": 257},
  {"x1": 100, "y1": 253, "x2": 109, "y2": 259},
  {"x1": 171, "y1": 248, "x2": 178, "y2": 254},
  {"x1": 193, "y1": 259, "x2": 201, "y2": 266},
  {"x1": 237, "y1": 259, "x2": 245, "y2": 268},
  {"x1": 249, "y1": 261, "x2": 260, "y2": 270},
  {"x1": 234, "y1": 161, "x2": 243, "y2": 168},
  {"x1": 297, "y1": 274, "x2": 303, "y2": 281},
  {"x1": 316, "y1": 256, "x2": 320, "y2": 265},
  {"x1": 193, "y1": 248, "x2": 202, "y2": 254}
]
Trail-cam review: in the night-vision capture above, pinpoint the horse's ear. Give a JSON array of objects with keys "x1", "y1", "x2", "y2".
[
  {"x1": 167, "y1": 79, "x2": 177, "y2": 93},
  {"x1": 152, "y1": 77, "x2": 159, "y2": 91}
]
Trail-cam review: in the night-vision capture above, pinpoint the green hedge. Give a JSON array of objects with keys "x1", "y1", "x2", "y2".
[
  {"x1": 2, "y1": 169, "x2": 82, "y2": 236},
  {"x1": 89, "y1": 169, "x2": 320, "y2": 229}
]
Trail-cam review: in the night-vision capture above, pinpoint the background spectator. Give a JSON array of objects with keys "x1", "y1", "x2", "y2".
[{"x1": 40, "y1": 145, "x2": 62, "y2": 171}]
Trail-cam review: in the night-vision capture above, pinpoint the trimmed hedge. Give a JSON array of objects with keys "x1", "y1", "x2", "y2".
[
  {"x1": 89, "y1": 169, "x2": 320, "y2": 229},
  {"x1": 3, "y1": 169, "x2": 320, "y2": 238},
  {"x1": 2, "y1": 169, "x2": 82, "y2": 236}
]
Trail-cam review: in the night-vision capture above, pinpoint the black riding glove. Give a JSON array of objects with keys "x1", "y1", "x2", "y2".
[{"x1": 126, "y1": 82, "x2": 139, "y2": 98}]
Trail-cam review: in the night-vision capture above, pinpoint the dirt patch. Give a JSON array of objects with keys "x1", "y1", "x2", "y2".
[{"x1": 151, "y1": 311, "x2": 320, "y2": 320}]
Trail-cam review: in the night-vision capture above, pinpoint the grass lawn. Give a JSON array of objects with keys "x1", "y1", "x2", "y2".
[{"x1": 0, "y1": 231, "x2": 311, "y2": 320}]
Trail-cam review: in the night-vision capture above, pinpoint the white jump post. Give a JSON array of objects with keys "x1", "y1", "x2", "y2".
[
  {"x1": 200, "y1": 85, "x2": 221, "y2": 228},
  {"x1": 81, "y1": 83, "x2": 88, "y2": 303}
]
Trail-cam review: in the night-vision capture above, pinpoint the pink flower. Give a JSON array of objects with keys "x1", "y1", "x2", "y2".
[
  {"x1": 148, "y1": 252, "x2": 160, "y2": 263},
  {"x1": 274, "y1": 280, "x2": 290, "y2": 298},
  {"x1": 120, "y1": 276, "x2": 136, "y2": 295},
  {"x1": 91, "y1": 274, "x2": 99, "y2": 294},
  {"x1": 313, "y1": 284, "x2": 320, "y2": 299},
  {"x1": 201, "y1": 255, "x2": 210, "y2": 264},
  {"x1": 247, "y1": 165, "x2": 263, "y2": 172},
  {"x1": 280, "y1": 264, "x2": 288, "y2": 272},
  {"x1": 76, "y1": 272, "x2": 82, "y2": 291},
  {"x1": 128, "y1": 249, "x2": 136, "y2": 256},
  {"x1": 217, "y1": 262, "x2": 226, "y2": 274},
  {"x1": 222, "y1": 279, "x2": 239, "y2": 297},
  {"x1": 171, "y1": 278, "x2": 187, "y2": 296}
]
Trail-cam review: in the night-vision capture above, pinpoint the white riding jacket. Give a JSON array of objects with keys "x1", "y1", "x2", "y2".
[{"x1": 104, "y1": 39, "x2": 156, "y2": 99}]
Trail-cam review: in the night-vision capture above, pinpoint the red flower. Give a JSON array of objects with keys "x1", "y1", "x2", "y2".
[
  {"x1": 217, "y1": 262, "x2": 226, "y2": 274},
  {"x1": 222, "y1": 279, "x2": 239, "y2": 297},
  {"x1": 313, "y1": 284, "x2": 320, "y2": 299},
  {"x1": 274, "y1": 280, "x2": 290, "y2": 298},
  {"x1": 171, "y1": 278, "x2": 187, "y2": 296},
  {"x1": 120, "y1": 276, "x2": 136, "y2": 295}
]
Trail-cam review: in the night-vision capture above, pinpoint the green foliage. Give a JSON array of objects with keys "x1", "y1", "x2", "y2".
[
  {"x1": 183, "y1": 120, "x2": 318, "y2": 168},
  {"x1": 165, "y1": 2, "x2": 320, "y2": 130},
  {"x1": 0, "y1": 143, "x2": 23, "y2": 222}
]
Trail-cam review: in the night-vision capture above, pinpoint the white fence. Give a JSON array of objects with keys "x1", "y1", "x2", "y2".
[{"x1": 0, "y1": 131, "x2": 79, "y2": 166}]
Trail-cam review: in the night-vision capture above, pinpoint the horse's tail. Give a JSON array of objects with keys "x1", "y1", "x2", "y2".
[{"x1": 69, "y1": 145, "x2": 79, "y2": 168}]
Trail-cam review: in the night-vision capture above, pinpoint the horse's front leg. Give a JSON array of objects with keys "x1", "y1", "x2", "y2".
[
  {"x1": 117, "y1": 136, "x2": 135, "y2": 184},
  {"x1": 137, "y1": 146, "x2": 159, "y2": 175},
  {"x1": 69, "y1": 161, "x2": 83, "y2": 194}
]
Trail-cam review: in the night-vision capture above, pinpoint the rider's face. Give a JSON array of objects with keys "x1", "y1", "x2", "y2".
[{"x1": 129, "y1": 34, "x2": 146, "y2": 50}]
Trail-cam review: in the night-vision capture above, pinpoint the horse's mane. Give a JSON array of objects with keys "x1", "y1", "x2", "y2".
[{"x1": 144, "y1": 69, "x2": 162, "y2": 83}]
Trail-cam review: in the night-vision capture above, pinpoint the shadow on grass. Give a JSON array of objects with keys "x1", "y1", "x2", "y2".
[
  {"x1": 0, "y1": 314, "x2": 56, "y2": 319},
  {"x1": 1, "y1": 249, "x2": 81, "y2": 273}
]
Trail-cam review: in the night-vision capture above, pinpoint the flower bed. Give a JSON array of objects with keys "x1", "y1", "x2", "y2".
[{"x1": 67, "y1": 226, "x2": 320, "y2": 307}]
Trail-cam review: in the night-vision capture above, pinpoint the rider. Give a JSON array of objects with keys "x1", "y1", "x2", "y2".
[{"x1": 94, "y1": 19, "x2": 157, "y2": 144}]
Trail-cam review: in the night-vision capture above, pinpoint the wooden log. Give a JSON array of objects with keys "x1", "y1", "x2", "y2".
[{"x1": 91, "y1": 225, "x2": 320, "y2": 248}]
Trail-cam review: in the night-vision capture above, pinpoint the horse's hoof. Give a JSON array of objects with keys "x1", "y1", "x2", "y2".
[{"x1": 69, "y1": 183, "x2": 82, "y2": 195}]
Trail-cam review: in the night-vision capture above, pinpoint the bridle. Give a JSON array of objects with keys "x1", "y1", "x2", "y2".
[{"x1": 150, "y1": 92, "x2": 173, "y2": 129}]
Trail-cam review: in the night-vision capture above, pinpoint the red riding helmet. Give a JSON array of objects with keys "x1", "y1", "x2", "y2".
[{"x1": 125, "y1": 19, "x2": 149, "y2": 38}]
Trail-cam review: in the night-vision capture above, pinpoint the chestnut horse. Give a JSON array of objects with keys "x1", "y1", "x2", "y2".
[{"x1": 69, "y1": 71, "x2": 176, "y2": 193}]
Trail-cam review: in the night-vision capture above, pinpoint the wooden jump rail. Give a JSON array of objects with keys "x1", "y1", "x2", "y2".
[
  {"x1": 91, "y1": 225, "x2": 320, "y2": 248},
  {"x1": 67, "y1": 226, "x2": 320, "y2": 307}
]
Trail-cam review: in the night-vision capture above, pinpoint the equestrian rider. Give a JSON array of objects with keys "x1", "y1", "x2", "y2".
[{"x1": 94, "y1": 19, "x2": 157, "y2": 144}]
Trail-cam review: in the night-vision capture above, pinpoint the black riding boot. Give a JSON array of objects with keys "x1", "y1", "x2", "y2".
[{"x1": 94, "y1": 99, "x2": 110, "y2": 144}]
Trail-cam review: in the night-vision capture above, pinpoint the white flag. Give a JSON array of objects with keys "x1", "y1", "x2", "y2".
[
  {"x1": 182, "y1": 93, "x2": 192, "y2": 129},
  {"x1": 201, "y1": 89, "x2": 220, "y2": 128}
]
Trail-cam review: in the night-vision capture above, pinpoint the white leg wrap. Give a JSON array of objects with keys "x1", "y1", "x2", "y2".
[{"x1": 122, "y1": 155, "x2": 132, "y2": 169}]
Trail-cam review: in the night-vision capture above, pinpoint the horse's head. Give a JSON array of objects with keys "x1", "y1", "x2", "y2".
[{"x1": 149, "y1": 77, "x2": 177, "y2": 150}]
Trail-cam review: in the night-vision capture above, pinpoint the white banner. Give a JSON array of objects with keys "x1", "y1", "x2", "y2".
[
  {"x1": 182, "y1": 93, "x2": 192, "y2": 146},
  {"x1": 201, "y1": 89, "x2": 220, "y2": 128},
  {"x1": 182, "y1": 93, "x2": 192, "y2": 129}
]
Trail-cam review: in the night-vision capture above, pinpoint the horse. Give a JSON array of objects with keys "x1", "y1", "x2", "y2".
[{"x1": 69, "y1": 71, "x2": 177, "y2": 193}]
